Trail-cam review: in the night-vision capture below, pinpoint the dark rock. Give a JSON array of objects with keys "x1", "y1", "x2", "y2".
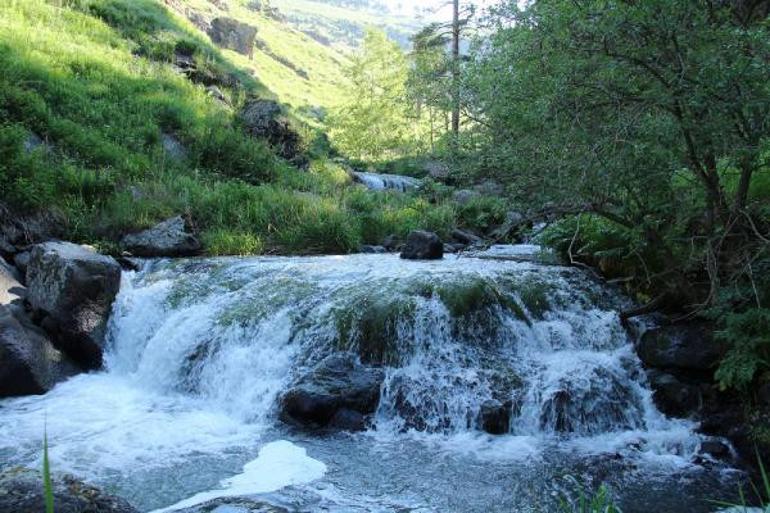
[
  {"x1": 646, "y1": 370, "x2": 702, "y2": 418},
  {"x1": 479, "y1": 399, "x2": 511, "y2": 435},
  {"x1": 0, "y1": 305, "x2": 77, "y2": 397},
  {"x1": 400, "y1": 230, "x2": 443, "y2": 260},
  {"x1": 0, "y1": 468, "x2": 138, "y2": 513},
  {"x1": 280, "y1": 353, "x2": 384, "y2": 431},
  {"x1": 328, "y1": 408, "x2": 367, "y2": 431},
  {"x1": 700, "y1": 439, "x2": 732, "y2": 460},
  {"x1": 240, "y1": 99, "x2": 302, "y2": 162},
  {"x1": 26, "y1": 242, "x2": 121, "y2": 369},
  {"x1": 451, "y1": 228, "x2": 483, "y2": 246},
  {"x1": 490, "y1": 210, "x2": 526, "y2": 240},
  {"x1": 638, "y1": 323, "x2": 724, "y2": 371},
  {"x1": 0, "y1": 204, "x2": 64, "y2": 257},
  {"x1": 116, "y1": 256, "x2": 141, "y2": 272},
  {"x1": 121, "y1": 216, "x2": 201, "y2": 257},
  {"x1": 12, "y1": 251, "x2": 30, "y2": 279},
  {"x1": 208, "y1": 17, "x2": 258, "y2": 57},
  {"x1": 360, "y1": 245, "x2": 386, "y2": 254},
  {"x1": 382, "y1": 235, "x2": 400, "y2": 252}
]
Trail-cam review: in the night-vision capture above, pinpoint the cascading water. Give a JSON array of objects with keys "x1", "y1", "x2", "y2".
[
  {"x1": 0, "y1": 247, "x2": 747, "y2": 512},
  {"x1": 352, "y1": 171, "x2": 422, "y2": 192}
]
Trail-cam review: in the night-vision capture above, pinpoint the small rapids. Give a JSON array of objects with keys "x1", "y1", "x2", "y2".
[
  {"x1": 352, "y1": 171, "x2": 421, "y2": 192},
  {"x1": 0, "y1": 247, "x2": 747, "y2": 512}
]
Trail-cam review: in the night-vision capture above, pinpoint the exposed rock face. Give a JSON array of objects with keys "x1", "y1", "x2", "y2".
[
  {"x1": 26, "y1": 242, "x2": 121, "y2": 369},
  {"x1": 638, "y1": 323, "x2": 725, "y2": 371},
  {"x1": 121, "y1": 216, "x2": 201, "y2": 257},
  {"x1": 451, "y1": 228, "x2": 483, "y2": 246},
  {"x1": 646, "y1": 370, "x2": 702, "y2": 418},
  {"x1": 208, "y1": 17, "x2": 258, "y2": 57},
  {"x1": 280, "y1": 353, "x2": 384, "y2": 431},
  {"x1": 0, "y1": 468, "x2": 139, "y2": 513},
  {"x1": 0, "y1": 203, "x2": 64, "y2": 259},
  {"x1": 161, "y1": 133, "x2": 187, "y2": 160},
  {"x1": 0, "y1": 305, "x2": 77, "y2": 397},
  {"x1": 453, "y1": 189, "x2": 480, "y2": 205},
  {"x1": 478, "y1": 399, "x2": 511, "y2": 435},
  {"x1": 400, "y1": 231, "x2": 444, "y2": 260},
  {"x1": 240, "y1": 99, "x2": 302, "y2": 162}
]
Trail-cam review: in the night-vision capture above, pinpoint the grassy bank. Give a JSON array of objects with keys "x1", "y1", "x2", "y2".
[{"x1": 0, "y1": 0, "x2": 497, "y2": 255}]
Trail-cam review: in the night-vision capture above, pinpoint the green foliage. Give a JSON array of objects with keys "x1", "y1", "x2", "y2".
[
  {"x1": 715, "y1": 309, "x2": 770, "y2": 391},
  {"x1": 329, "y1": 29, "x2": 412, "y2": 160},
  {"x1": 43, "y1": 428, "x2": 54, "y2": 513},
  {"x1": 201, "y1": 229, "x2": 264, "y2": 256},
  {"x1": 559, "y1": 481, "x2": 622, "y2": 513}
]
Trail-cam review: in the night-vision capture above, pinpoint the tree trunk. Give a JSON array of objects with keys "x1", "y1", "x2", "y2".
[{"x1": 451, "y1": 0, "x2": 461, "y2": 148}]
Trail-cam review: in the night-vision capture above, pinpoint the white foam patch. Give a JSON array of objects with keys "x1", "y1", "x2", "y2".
[{"x1": 153, "y1": 440, "x2": 327, "y2": 512}]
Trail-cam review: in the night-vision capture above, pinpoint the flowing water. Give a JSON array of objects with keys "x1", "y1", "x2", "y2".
[
  {"x1": 0, "y1": 247, "x2": 747, "y2": 512},
  {"x1": 352, "y1": 171, "x2": 421, "y2": 192}
]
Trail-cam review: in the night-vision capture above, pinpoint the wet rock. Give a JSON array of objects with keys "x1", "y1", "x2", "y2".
[
  {"x1": 443, "y1": 243, "x2": 465, "y2": 254},
  {"x1": 451, "y1": 228, "x2": 483, "y2": 246},
  {"x1": 638, "y1": 323, "x2": 724, "y2": 372},
  {"x1": 382, "y1": 235, "x2": 400, "y2": 252},
  {"x1": 208, "y1": 17, "x2": 258, "y2": 57},
  {"x1": 700, "y1": 439, "x2": 732, "y2": 460},
  {"x1": 400, "y1": 231, "x2": 443, "y2": 260},
  {"x1": 479, "y1": 399, "x2": 511, "y2": 435},
  {"x1": 280, "y1": 353, "x2": 384, "y2": 431},
  {"x1": 26, "y1": 242, "x2": 121, "y2": 369},
  {"x1": 173, "y1": 496, "x2": 289, "y2": 513},
  {"x1": 121, "y1": 216, "x2": 202, "y2": 257},
  {"x1": 0, "y1": 304, "x2": 77, "y2": 397},
  {"x1": 12, "y1": 251, "x2": 30, "y2": 279},
  {"x1": 240, "y1": 99, "x2": 302, "y2": 162},
  {"x1": 646, "y1": 370, "x2": 702, "y2": 418},
  {"x1": 0, "y1": 468, "x2": 139, "y2": 513},
  {"x1": 360, "y1": 245, "x2": 386, "y2": 254}
]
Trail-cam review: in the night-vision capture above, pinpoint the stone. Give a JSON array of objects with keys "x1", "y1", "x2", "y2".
[
  {"x1": 0, "y1": 305, "x2": 77, "y2": 397},
  {"x1": 0, "y1": 468, "x2": 138, "y2": 513},
  {"x1": 240, "y1": 99, "x2": 302, "y2": 162},
  {"x1": 424, "y1": 160, "x2": 450, "y2": 181},
  {"x1": 206, "y1": 85, "x2": 230, "y2": 106},
  {"x1": 121, "y1": 216, "x2": 202, "y2": 257},
  {"x1": 360, "y1": 245, "x2": 386, "y2": 254},
  {"x1": 280, "y1": 353, "x2": 384, "y2": 431},
  {"x1": 453, "y1": 189, "x2": 480, "y2": 205},
  {"x1": 26, "y1": 242, "x2": 121, "y2": 369},
  {"x1": 161, "y1": 133, "x2": 187, "y2": 160},
  {"x1": 479, "y1": 399, "x2": 511, "y2": 435},
  {"x1": 700, "y1": 439, "x2": 732, "y2": 460},
  {"x1": 490, "y1": 210, "x2": 526, "y2": 240},
  {"x1": 451, "y1": 228, "x2": 483, "y2": 246},
  {"x1": 646, "y1": 370, "x2": 702, "y2": 418},
  {"x1": 638, "y1": 323, "x2": 725, "y2": 371},
  {"x1": 208, "y1": 17, "x2": 258, "y2": 57},
  {"x1": 382, "y1": 235, "x2": 400, "y2": 252},
  {"x1": 400, "y1": 230, "x2": 443, "y2": 260},
  {"x1": 12, "y1": 251, "x2": 30, "y2": 279}
]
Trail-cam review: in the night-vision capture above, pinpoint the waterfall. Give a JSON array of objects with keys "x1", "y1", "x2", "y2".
[
  {"x1": 0, "y1": 246, "x2": 740, "y2": 513},
  {"x1": 352, "y1": 171, "x2": 422, "y2": 192}
]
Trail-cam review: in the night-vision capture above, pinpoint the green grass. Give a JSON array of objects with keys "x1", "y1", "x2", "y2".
[
  {"x1": 0, "y1": 0, "x2": 486, "y2": 256},
  {"x1": 43, "y1": 427, "x2": 54, "y2": 513}
]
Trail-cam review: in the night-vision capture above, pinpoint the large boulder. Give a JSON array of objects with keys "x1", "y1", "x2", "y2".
[
  {"x1": 0, "y1": 305, "x2": 77, "y2": 397},
  {"x1": 0, "y1": 257, "x2": 25, "y2": 307},
  {"x1": 26, "y1": 242, "x2": 121, "y2": 369},
  {"x1": 400, "y1": 230, "x2": 444, "y2": 260},
  {"x1": 121, "y1": 216, "x2": 201, "y2": 257},
  {"x1": 208, "y1": 17, "x2": 258, "y2": 57},
  {"x1": 638, "y1": 323, "x2": 725, "y2": 372},
  {"x1": 280, "y1": 353, "x2": 384, "y2": 431},
  {"x1": 646, "y1": 370, "x2": 702, "y2": 418},
  {"x1": 0, "y1": 468, "x2": 138, "y2": 513},
  {"x1": 240, "y1": 99, "x2": 302, "y2": 162}
]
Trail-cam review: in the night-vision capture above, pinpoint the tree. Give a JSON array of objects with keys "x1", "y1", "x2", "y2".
[{"x1": 329, "y1": 29, "x2": 410, "y2": 160}]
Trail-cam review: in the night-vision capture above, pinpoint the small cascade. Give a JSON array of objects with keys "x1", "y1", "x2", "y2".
[
  {"x1": 352, "y1": 171, "x2": 421, "y2": 192},
  {"x1": 0, "y1": 247, "x2": 739, "y2": 513}
]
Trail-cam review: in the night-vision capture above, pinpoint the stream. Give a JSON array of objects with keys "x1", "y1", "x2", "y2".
[{"x1": 0, "y1": 246, "x2": 747, "y2": 512}]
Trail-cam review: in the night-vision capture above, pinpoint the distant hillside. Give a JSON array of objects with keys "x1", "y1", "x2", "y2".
[{"x1": 271, "y1": 0, "x2": 423, "y2": 50}]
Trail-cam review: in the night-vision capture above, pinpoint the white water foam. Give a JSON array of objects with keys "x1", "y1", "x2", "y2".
[{"x1": 151, "y1": 440, "x2": 327, "y2": 512}]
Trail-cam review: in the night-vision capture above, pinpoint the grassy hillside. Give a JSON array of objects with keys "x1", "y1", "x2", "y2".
[{"x1": 0, "y1": 0, "x2": 492, "y2": 256}]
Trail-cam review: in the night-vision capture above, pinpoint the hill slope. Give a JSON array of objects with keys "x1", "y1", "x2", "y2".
[{"x1": 0, "y1": 0, "x2": 468, "y2": 256}]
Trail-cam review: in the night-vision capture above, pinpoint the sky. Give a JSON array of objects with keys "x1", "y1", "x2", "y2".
[{"x1": 383, "y1": 0, "x2": 497, "y2": 20}]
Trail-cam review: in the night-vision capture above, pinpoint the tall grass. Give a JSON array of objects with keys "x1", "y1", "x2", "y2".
[{"x1": 43, "y1": 427, "x2": 54, "y2": 513}]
